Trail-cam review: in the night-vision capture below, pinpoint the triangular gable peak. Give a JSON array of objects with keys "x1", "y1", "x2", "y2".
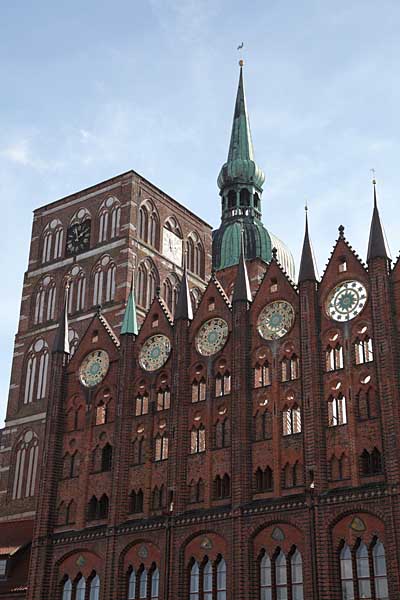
[
  {"x1": 67, "y1": 310, "x2": 120, "y2": 374},
  {"x1": 189, "y1": 273, "x2": 232, "y2": 339},
  {"x1": 319, "y1": 230, "x2": 367, "y2": 288},
  {"x1": 134, "y1": 293, "x2": 173, "y2": 347},
  {"x1": 251, "y1": 258, "x2": 299, "y2": 321}
]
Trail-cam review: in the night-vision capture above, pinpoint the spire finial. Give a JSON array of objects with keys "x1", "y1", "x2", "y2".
[
  {"x1": 272, "y1": 247, "x2": 278, "y2": 260},
  {"x1": 367, "y1": 174, "x2": 390, "y2": 262},
  {"x1": 338, "y1": 225, "x2": 345, "y2": 239}
]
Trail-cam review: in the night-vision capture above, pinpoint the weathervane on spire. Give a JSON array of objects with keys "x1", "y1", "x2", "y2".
[{"x1": 237, "y1": 42, "x2": 244, "y2": 67}]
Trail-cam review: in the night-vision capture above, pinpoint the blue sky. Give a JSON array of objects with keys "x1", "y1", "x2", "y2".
[{"x1": 1, "y1": 0, "x2": 400, "y2": 423}]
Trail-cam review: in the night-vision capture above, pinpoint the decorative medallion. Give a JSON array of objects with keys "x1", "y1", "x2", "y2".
[
  {"x1": 76, "y1": 555, "x2": 86, "y2": 567},
  {"x1": 257, "y1": 301, "x2": 295, "y2": 341},
  {"x1": 271, "y1": 527, "x2": 285, "y2": 542},
  {"x1": 195, "y1": 318, "x2": 229, "y2": 356},
  {"x1": 138, "y1": 544, "x2": 149, "y2": 559},
  {"x1": 79, "y1": 350, "x2": 110, "y2": 388},
  {"x1": 326, "y1": 280, "x2": 368, "y2": 322},
  {"x1": 139, "y1": 334, "x2": 171, "y2": 372},
  {"x1": 200, "y1": 537, "x2": 213, "y2": 550},
  {"x1": 350, "y1": 516, "x2": 366, "y2": 532}
]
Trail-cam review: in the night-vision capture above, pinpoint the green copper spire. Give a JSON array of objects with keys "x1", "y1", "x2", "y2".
[
  {"x1": 121, "y1": 272, "x2": 138, "y2": 336},
  {"x1": 212, "y1": 63, "x2": 295, "y2": 280},
  {"x1": 217, "y1": 61, "x2": 265, "y2": 198}
]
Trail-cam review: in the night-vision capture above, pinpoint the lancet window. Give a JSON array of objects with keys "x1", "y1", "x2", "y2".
[
  {"x1": 92, "y1": 255, "x2": 116, "y2": 306},
  {"x1": 67, "y1": 266, "x2": 86, "y2": 313},
  {"x1": 282, "y1": 405, "x2": 302, "y2": 436},
  {"x1": 137, "y1": 259, "x2": 159, "y2": 309},
  {"x1": 41, "y1": 219, "x2": 63, "y2": 263},
  {"x1": 189, "y1": 479, "x2": 205, "y2": 503},
  {"x1": 190, "y1": 424, "x2": 206, "y2": 454},
  {"x1": 254, "y1": 361, "x2": 271, "y2": 388},
  {"x1": 126, "y1": 564, "x2": 160, "y2": 600},
  {"x1": 328, "y1": 394, "x2": 347, "y2": 427},
  {"x1": 33, "y1": 276, "x2": 57, "y2": 324},
  {"x1": 23, "y1": 339, "x2": 49, "y2": 404},
  {"x1": 213, "y1": 474, "x2": 230, "y2": 500},
  {"x1": 186, "y1": 232, "x2": 205, "y2": 278},
  {"x1": 339, "y1": 539, "x2": 389, "y2": 600},
  {"x1": 281, "y1": 355, "x2": 300, "y2": 382},
  {"x1": 254, "y1": 466, "x2": 273, "y2": 493},
  {"x1": 154, "y1": 433, "x2": 168, "y2": 461},
  {"x1": 138, "y1": 201, "x2": 160, "y2": 248},
  {"x1": 360, "y1": 448, "x2": 382, "y2": 477},
  {"x1": 326, "y1": 344, "x2": 344, "y2": 371},
  {"x1": 98, "y1": 197, "x2": 121, "y2": 242},
  {"x1": 129, "y1": 489, "x2": 144, "y2": 513},
  {"x1": 259, "y1": 548, "x2": 304, "y2": 600},
  {"x1": 87, "y1": 494, "x2": 109, "y2": 521},
  {"x1": 214, "y1": 418, "x2": 230, "y2": 449},
  {"x1": 11, "y1": 430, "x2": 39, "y2": 500},
  {"x1": 162, "y1": 273, "x2": 180, "y2": 313},
  {"x1": 354, "y1": 337, "x2": 374, "y2": 365},
  {"x1": 188, "y1": 556, "x2": 227, "y2": 600}
]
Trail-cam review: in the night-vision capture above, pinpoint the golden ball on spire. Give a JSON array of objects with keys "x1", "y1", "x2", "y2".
[{"x1": 239, "y1": 59, "x2": 244, "y2": 67}]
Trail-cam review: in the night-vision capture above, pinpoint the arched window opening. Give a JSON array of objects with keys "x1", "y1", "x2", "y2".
[
  {"x1": 33, "y1": 276, "x2": 57, "y2": 325},
  {"x1": 373, "y1": 539, "x2": 389, "y2": 599},
  {"x1": 215, "y1": 372, "x2": 231, "y2": 397},
  {"x1": 137, "y1": 259, "x2": 158, "y2": 309},
  {"x1": 255, "y1": 466, "x2": 273, "y2": 493},
  {"x1": 189, "y1": 479, "x2": 205, "y2": 503},
  {"x1": 151, "y1": 485, "x2": 166, "y2": 510},
  {"x1": 128, "y1": 568, "x2": 136, "y2": 600},
  {"x1": 95, "y1": 401, "x2": 107, "y2": 426},
  {"x1": 23, "y1": 339, "x2": 49, "y2": 405},
  {"x1": 328, "y1": 394, "x2": 347, "y2": 427},
  {"x1": 326, "y1": 344, "x2": 344, "y2": 371},
  {"x1": 227, "y1": 190, "x2": 236, "y2": 209},
  {"x1": 281, "y1": 355, "x2": 300, "y2": 382},
  {"x1": 139, "y1": 201, "x2": 159, "y2": 248},
  {"x1": 41, "y1": 220, "x2": 64, "y2": 264},
  {"x1": 275, "y1": 551, "x2": 287, "y2": 597},
  {"x1": 283, "y1": 405, "x2": 302, "y2": 436},
  {"x1": 361, "y1": 447, "x2": 382, "y2": 476},
  {"x1": 12, "y1": 430, "x2": 39, "y2": 500},
  {"x1": 254, "y1": 361, "x2": 271, "y2": 388},
  {"x1": 189, "y1": 561, "x2": 200, "y2": 600},
  {"x1": 67, "y1": 267, "x2": 86, "y2": 314},
  {"x1": 192, "y1": 378, "x2": 206, "y2": 403},
  {"x1": 340, "y1": 543, "x2": 354, "y2": 599},
  {"x1": 139, "y1": 568, "x2": 148, "y2": 599},
  {"x1": 190, "y1": 288, "x2": 201, "y2": 311},
  {"x1": 356, "y1": 542, "x2": 371, "y2": 598},
  {"x1": 89, "y1": 574, "x2": 100, "y2": 600},
  {"x1": 135, "y1": 393, "x2": 149, "y2": 416},
  {"x1": 66, "y1": 499, "x2": 76, "y2": 525},
  {"x1": 291, "y1": 549, "x2": 304, "y2": 599},
  {"x1": 357, "y1": 387, "x2": 374, "y2": 420},
  {"x1": 214, "y1": 474, "x2": 230, "y2": 500},
  {"x1": 129, "y1": 488, "x2": 144, "y2": 514},
  {"x1": 157, "y1": 386, "x2": 170, "y2": 411},
  {"x1": 240, "y1": 188, "x2": 250, "y2": 207},
  {"x1": 162, "y1": 274, "x2": 180, "y2": 313},
  {"x1": 203, "y1": 560, "x2": 212, "y2": 600},
  {"x1": 76, "y1": 576, "x2": 86, "y2": 600},
  {"x1": 93, "y1": 255, "x2": 116, "y2": 306},
  {"x1": 254, "y1": 410, "x2": 272, "y2": 441},
  {"x1": 215, "y1": 419, "x2": 230, "y2": 449},
  {"x1": 354, "y1": 337, "x2": 374, "y2": 365},
  {"x1": 151, "y1": 567, "x2": 160, "y2": 599},
  {"x1": 101, "y1": 443, "x2": 112, "y2": 472},
  {"x1": 62, "y1": 577, "x2": 72, "y2": 600},
  {"x1": 260, "y1": 553, "x2": 272, "y2": 599},
  {"x1": 187, "y1": 232, "x2": 205, "y2": 277},
  {"x1": 190, "y1": 425, "x2": 206, "y2": 454},
  {"x1": 154, "y1": 433, "x2": 168, "y2": 461},
  {"x1": 132, "y1": 437, "x2": 145, "y2": 466}
]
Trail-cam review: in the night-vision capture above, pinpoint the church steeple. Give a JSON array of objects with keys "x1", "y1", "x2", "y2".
[
  {"x1": 121, "y1": 271, "x2": 139, "y2": 335},
  {"x1": 53, "y1": 284, "x2": 70, "y2": 354},
  {"x1": 232, "y1": 231, "x2": 252, "y2": 303},
  {"x1": 367, "y1": 179, "x2": 390, "y2": 262},
  {"x1": 212, "y1": 62, "x2": 295, "y2": 281},
  {"x1": 298, "y1": 209, "x2": 318, "y2": 283}
]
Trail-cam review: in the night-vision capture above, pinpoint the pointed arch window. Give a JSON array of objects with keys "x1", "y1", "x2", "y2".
[
  {"x1": 162, "y1": 273, "x2": 180, "y2": 313},
  {"x1": 254, "y1": 410, "x2": 272, "y2": 441},
  {"x1": 62, "y1": 577, "x2": 72, "y2": 600},
  {"x1": 137, "y1": 259, "x2": 159, "y2": 309},
  {"x1": 89, "y1": 574, "x2": 100, "y2": 600},
  {"x1": 254, "y1": 361, "x2": 271, "y2": 388},
  {"x1": 129, "y1": 488, "x2": 144, "y2": 513},
  {"x1": 189, "y1": 478, "x2": 205, "y2": 503},
  {"x1": 373, "y1": 539, "x2": 389, "y2": 598},
  {"x1": 189, "y1": 561, "x2": 200, "y2": 600},
  {"x1": 283, "y1": 405, "x2": 302, "y2": 435},
  {"x1": 328, "y1": 394, "x2": 347, "y2": 427},
  {"x1": 213, "y1": 474, "x2": 230, "y2": 500},
  {"x1": 339, "y1": 538, "x2": 389, "y2": 600},
  {"x1": 215, "y1": 372, "x2": 231, "y2": 397},
  {"x1": 190, "y1": 288, "x2": 201, "y2": 311},
  {"x1": 41, "y1": 219, "x2": 64, "y2": 263},
  {"x1": 98, "y1": 197, "x2": 121, "y2": 242},
  {"x1": 361, "y1": 447, "x2": 382, "y2": 476},
  {"x1": 275, "y1": 551, "x2": 287, "y2": 597},
  {"x1": 76, "y1": 576, "x2": 86, "y2": 600},
  {"x1": 215, "y1": 418, "x2": 230, "y2": 449},
  {"x1": 203, "y1": 559, "x2": 212, "y2": 600},
  {"x1": 151, "y1": 485, "x2": 166, "y2": 510},
  {"x1": 156, "y1": 386, "x2": 170, "y2": 411},
  {"x1": 24, "y1": 338, "x2": 49, "y2": 404},
  {"x1": 192, "y1": 377, "x2": 206, "y2": 403},
  {"x1": 135, "y1": 392, "x2": 149, "y2": 416},
  {"x1": 67, "y1": 266, "x2": 86, "y2": 313},
  {"x1": 187, "y1": 232, "x2": 205, "y2": 278},
  {"x1": 139, "y1": 201, "x2": 160, "y2": 248},
  {"x1": 132, "y1": 437, "x2": 145, "y2": 465},
  {"x1": 326, "y1": 344, "x2": 344, "y2": 371},
  {"x1": 100, "y1": 443, "x2": 112, "y2": 472},
  {"x1": 154, "y1": 433, "x2": 168, "y2": 461},
  {"x1": 259, "y1": 549, "x2": 303, "y2": 600},
  {"x1": 190, "y1": 425, "x2": 206, "y2": 454},
  {"x1": 151, "y1": 567, "x2": 160, "y2": 599},
  {"x1": 354, "y1": 337, "x2": 374, "y2": 365},
  {"x1": 260, "y1": 553, "x2": 272, "y2": 599},
  {"x1": 356, "y1": 542, "x2": 372, "y2": 598},
  {"x1": 33, "y1": 276, "x2": 57, "y2": 324},
  {"x1": 281, "y1": 355, "x2": 300, "y2": 382},
  {"x1": 12, "y1": 430, "x2": 39, "y2": 499},
  {"x1": 255, "y1": 466, "x2": 273, "y2": 493},
  {"x1": 128, "y1": 569, "x2": 136, "y2": 599},
  {"x1": 93, "y1": 255, "x2": 116, "y2": 306}
]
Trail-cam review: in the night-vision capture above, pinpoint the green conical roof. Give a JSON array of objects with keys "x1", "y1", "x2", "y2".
[
  {"x1": 217, "y1": 64, "x2": 265, "y2": 192},
  {"x1": 121, "y1": 274, "x2": 138, "y2": 335}
]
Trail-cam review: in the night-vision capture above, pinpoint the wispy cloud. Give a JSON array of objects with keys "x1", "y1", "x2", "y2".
[{"x1": 1, "y1": 137, "x2": 64, "y2": 171}]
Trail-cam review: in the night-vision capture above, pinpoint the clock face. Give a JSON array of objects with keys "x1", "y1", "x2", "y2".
[
  {"x1": 139, "y1": 335, "x2": 171, "y2": 372},
  {"x1": 196, "y1": 318, "x2": 229, "y2": 356},
  {"x1": 257, "y1": 301, "x2": 295, "y2": 341},
  {"x1": 66, "y1": 220, "x2": 91, "y2": 256},
  {"x1": 326, "y1": 280, "x2": 368, "y2": 322},
  {"x1": 79, "y1": 350, "x2": 110, "y2": 388},
  {"x1": 162, "y1": 228, "x2": 182, "y2": 266}
]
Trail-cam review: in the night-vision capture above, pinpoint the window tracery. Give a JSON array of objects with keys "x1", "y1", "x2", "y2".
[
  {"x1": 11, "y1": 430, "x2": 39, "y2": 499},
  {"x1": 138, "y1": 201, "x2": 160, "y2": 248},
  {"x1": 137, "y1": 259, "x2": 159, "y2": 309},
  {"x1": 23, "y1": 339, "x2": 49, "y2": 404},
  {"x1": 98, "y1": 197, "x2": 121, "y2": 242},
  {"x1": 66, "y1": 266, "x2": 86, "y2": 313},
  {"x1": 186, "y1": 232, "x2": 205, "y2": 277},
  {"x1": 282, "y1": 404, "x2": 302, "y2": 436},
  {"x1": 33, "y1": 276, "x2": 57, "y2": 324},
  {"x1": 41, "y1": 219, "x2": 64, "y2": 263},
  {"x1": 92, "y1": 255, "x2": 116, "y2": 306},
  {"x1": 328, "y1": 393, "x2": 347, "y2": 427},
  {"x1": 190, "y1": 424, "x2": 206, "y2": 454}
]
